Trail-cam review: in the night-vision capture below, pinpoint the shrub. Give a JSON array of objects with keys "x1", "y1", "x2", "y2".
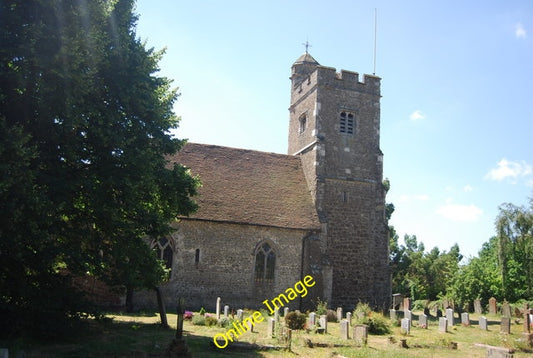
[
  {"x1": 326, "y1": 309, "x2": 338, "y2": 322},
  {"x1": 285, "y1": 311, "x2": 307, "y2": 330},
  {"x1": 192, "y1": 315, "x2": 205, "y2": 326},
  {"x1": 205, "y1": 315, "x2": 218, "y2": 327},
  {"x1": 199, "y1": 307, "x2": 206, "y2": 316},
  {"x1": 217, "y1": 317, "x2": 234, "y2": 328},
  {"x1": 352, "y1": 302, "x2": 391, "y2": 335},
  {"x1": 315, "y1": 298, "x2": 328, "y2": 315}
]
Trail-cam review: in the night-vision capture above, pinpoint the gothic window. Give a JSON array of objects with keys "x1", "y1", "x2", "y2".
[
  {"x1": 299, "y1": 114, "x2": 307, "y2": 134},
  {"x1": 151, "y1": 237, "x2": 173, "y2": 273},
  {"x1": 339, "y1": 111, "x2": 355, "y2": 135},
  {"x1": 254, "y1": 242, "x2": 275, "y2": 282}
]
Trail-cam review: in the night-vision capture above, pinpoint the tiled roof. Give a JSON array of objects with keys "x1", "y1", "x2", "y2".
[{"x1": 169, "y1": 143, "x2": 320, "y2": 230}]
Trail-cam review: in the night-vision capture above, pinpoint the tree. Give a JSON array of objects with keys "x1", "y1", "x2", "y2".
[{"x1": 0, "y1": 0, "x2": 198, "y2": 338}]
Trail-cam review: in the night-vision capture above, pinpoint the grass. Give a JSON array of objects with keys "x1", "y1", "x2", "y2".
[{"x1": 5, "y1": 310, "x2": 533, "y2": 357}]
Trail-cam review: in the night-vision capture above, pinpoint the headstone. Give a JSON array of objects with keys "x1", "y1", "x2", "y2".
[
  {"x1": 336, "y1": 307, "x2": 343, "y2": 322},
  {"x1": 319, "y1": 314, "x2": 328, "y2": 333},
  {"x1": 501, "y1": 317, "x2": 511, "y2": 334},
  {"x1": 390, "y1": 309, "x2": 397, "y2": 321},
  {"x1": 236, "y1": 309, "x2": 243, "y2": 322},
  {"x1": 461, "y1": 312, "x2": 470, "y2": 326},
  {"x1": 446, "y1": 308, "x2": 454, "y2": 326},
  {"x1": 274, "y1": 308, "x2": 279, "y2": 322},
  {"x1": 392, "y1": 293, "x2": 403, "y2": 310},
  {"x1": 438, "y1": 317, "x2": 448, "y2": 333},
  {"x1": 308, "y1": 312, "x2": 316, "y2": 326},
  {"x1": 346, "y1": 312, "x2": 352, "y2": 325},
  {"x1": 403, "y1": 297, "x2": 411, "y2": 311},
  {"x1": 485, "y1": 346, "x2": 514, "y2": 358},
  {"x1": 474, "y1": 299, "x2": 482, "y2": 314},
  {"x1": 216, "y1": 297, "x2": 221, "y2": 319},
  {"x1": 224, "y1": 305, "x2": 229, "y2": 318},
  {"x1": 489, "y1": 297, "x2": 497, "y2": 315},
  {"x1": 524, "y1": 305, "x2": 531, "y2": 333},
  {"x1": 405, "y1": 310, "x2": 412, "y2": 325},
  {"x1": 267, "y1": 317, "x2": 275, "y2": 337},
  {"x1": 284, "y1": 307, "x2": 289, "y2": 317},
  {"x1": 340, "y1": 319, "x2": 349, "y2": 339},
  {"x1": 353, "y1": 324, "x2": 368, "y2": 346},
  {"x1": 0, "y1": 349, "x2": 8, "y2": 358},
  {"x1": 419, "y1": 314, "x2": 428, "y2": 329},
  {"x1": 401, "y1": 318, "x2": 411, "y2": 335},
  {"x1": 245, "y1": 318, "x2": 254, "y2": 332},
  {"x1": 502, "y1": 301, "x2": 511, "y2": 318},
  {"x1": 479, "y1": 316, "x2": 488, "y2": 330}
]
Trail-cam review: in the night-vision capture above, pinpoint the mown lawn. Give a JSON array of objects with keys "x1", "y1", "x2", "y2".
[{"x1": 5, "y1": 310, "x2": 533, "y2": 357}]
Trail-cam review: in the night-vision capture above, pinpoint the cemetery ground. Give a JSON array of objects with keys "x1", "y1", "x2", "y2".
[{"x1": 5, "y1": 309, "x2": 533, "y2": 357}]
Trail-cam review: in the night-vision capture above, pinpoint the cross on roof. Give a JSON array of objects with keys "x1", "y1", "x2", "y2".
[{"x1": 302, "y1": 40, "x2": 311, "y2": 54}]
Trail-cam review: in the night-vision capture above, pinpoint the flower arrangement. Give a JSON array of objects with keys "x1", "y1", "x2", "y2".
[{"x1": 184, "y1": 311, "x2": 194, "y2": 320}]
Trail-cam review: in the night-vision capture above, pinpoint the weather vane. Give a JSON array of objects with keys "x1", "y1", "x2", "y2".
[{"x1": 302, "y1": 39, "x2": 311, "y2": 54}]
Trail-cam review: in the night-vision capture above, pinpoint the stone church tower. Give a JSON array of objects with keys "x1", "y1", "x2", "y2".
[{"x1": 288, "y1": 52, "x2": 390, "y2": 309}]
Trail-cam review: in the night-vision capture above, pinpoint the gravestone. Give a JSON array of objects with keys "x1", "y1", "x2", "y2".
[
  {"x1": 502, "y1": 301, "x2": 511, "y2": 318},
  {"x1": 501, "y1": 317, "x2": 511, "y2": 334},
  {"x1": 419, "y1": 313, "x2": 428, "y2": 329},
  {"x1": 236, "y1": 309, "x2": 243, "y2": 322},
  {"x1": 216, "y1": 297, "x2": 221, "y2": 319},
  {"x1": 403, "y1": 297, "x2": 411, "y2": 311},
  {"x1": 346, "y1": 312, "x2": 352, "y2": 325},
  {"x1": 340, "y1": 319, "x2": 349, "y2": 339},
  {"x1": 439, "y1": 317, "x2": 448, "y2": 333},
  {"x1": 245, "y1": 318, "x2": 254, "y2": 332},
  {"x1": 336, "y1": 307, "x2": 343, "y2": 322},
  {"x1": 319, "y1": 315, "x2": 328, "y2": 333},
  {"x1": 354, "y1": 324, "x2": 368, "y2": 346},
  {"x1": 523, "y1": 305, "x2": 531, "y2": 333},
  {"x1": 446, "y1": 308, "x2": 454, "y2": 326},
  {"x1": 489, "y1": 297, "x2": 497, "y2": 315},
  {"x1": 224, "y1": 305, "x2": 229, "y2": 318},
  {"x1": 267, "y1": 318, "x2": 275, "y2": 337},
  {"x1": 392, "y1": 293, "x2": 403, "y2": 310},
  {"x1": 479, "y1": 316, "x2": 488, "y2": 330},
  {"x1": 401, "y1": 318, "x2": 411, "y2": 335},
  {"x1": 284, "y1": 307, "x2": 289, "y2": 317},
  {"x1": 274, "y1": 308, "x2": 279, "y2": 322},
  {"x1": 405, "y1": 310, "x2": 412, "y2": 324},
  {"x1": 390, "y1": 309, "x2": 397, "y2": 321},
  {"x1": 308, "y1": 312, "x2": 316, "y2": 326},
  {"x1": 474, "y1": 299, "x2": 482, "y2": 314},
  {"x1": 461, "y1": 312, "x2": 470, "y2": 326}
]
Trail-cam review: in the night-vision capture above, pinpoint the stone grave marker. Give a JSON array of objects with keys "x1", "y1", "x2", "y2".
[
  {"x1": 446, "y1": 308, "x2": 454, "y2": 326},
  {"x1": 392, "y1": 293, "x2": 403, "y2": 310},
  {"x1": 403, "y1": 297, "x2": 411, "y2": 311},
  {"x1": 267, "y1": 318, "x2": 275, "y2": 337},
  {"x1": 216, "y1": 297, "x2": 221, "y2": 319},
  {"x1": 354, "y1": 324, "x2": 368, "y2": 346},
  {"x1": 419, "y1": 313, "x2": 428, "y2": 329},
  {"x1": 479, "y1": 316, "x2": 488, "y2": 330},
  {"x1": 340, "y1": 319, "x2": 349, "y2": 339},
  {"x1": 284, "y1": 307, "x2": 289, "y2": 317},
  {"x1": 489, "y1": 297, "x2": 497, "y2": 315},
  {"x1": 401, "y1": 318, "x2": 411, "y2": 335},
  {"x1": 236, "y1": 309, "x2": 243, "y2": 322},
  {"x1": 438, "y1": 317, "x2": 448, "y2": 333},
  {"x1": 346, "y1": 312, "x2": 352, "y2": 325},
  {"x1": 461, "y1": 312, "x2": 470, "y2": 326},
  {"x1": 501, "y1": 317, "x2": 511, "y2": 334},
  {"x1": 502, "y1": 301, "x2": 511, "y2": 318},
  {"x1": 319, "y1": 314, "x2": 328, "y2": 334},
  {"x1": 245, "y1": 318, "x2": 254, "y2": 333},
  {"x1": 308, "y1": 312, "x2": 316, "y2": 326},
  {"x1": 274, "y1": 308, "x2": 279, "y2": 322},
  {"x1": 474, "y1": 299, "x2": 482, "y2": 314},
  {"x1": 224, "y1": 305, "x2": 229, "y2": 318},
  {"x1": 524, "y1": 305, "x2": 531, "y2": 333},
  {"x1": 390, "y1": 309, "x2": 397, "y2": 321},
  {"x1": 405, "y1": 309, "x2": 412, "y2": 324},
  {"x1": 336, "y1": 307, "x2": 343, "y2": 322}
]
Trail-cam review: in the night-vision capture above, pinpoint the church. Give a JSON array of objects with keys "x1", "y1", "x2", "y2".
[{"x1": 137, "y1": 52, "x2": 391, "y2": 312}]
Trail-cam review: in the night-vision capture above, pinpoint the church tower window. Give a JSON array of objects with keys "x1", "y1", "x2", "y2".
[
  {"x1": 299, "y1": 114, "x2": 307, "y2": 134},
  {"x1": 339, "y1": 111, "x2": 355, "y2": 134},
  {"x1": 151, "y1": 237, "x2": 173, "y2": 273},
  {"x1": 254, "y1": 242, "x2": 275, "y2": 282}
]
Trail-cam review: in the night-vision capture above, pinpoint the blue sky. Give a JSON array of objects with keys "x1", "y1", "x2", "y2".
[{"x1": 134, "y1": 0, "x2": 533, "y2": 259}]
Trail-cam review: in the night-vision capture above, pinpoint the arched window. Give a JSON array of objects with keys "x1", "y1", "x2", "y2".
[
  {"x1": 151, "y1": 237, "x2": 173, "y2": 272},
  {"x1": 255, "y1": 242, "x2": 275, "y2": 282},
  {"x1": 299, "y1": 114, "x2": 307, "y2": 134}
]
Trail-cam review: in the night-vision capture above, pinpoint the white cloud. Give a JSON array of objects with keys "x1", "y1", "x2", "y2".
[
  {"x1": 463, "y1": 184, "x2": 473, "y2": 192},
  {"x1": 485, "y1": 158, "x2": 532, "y2": 182},
  {"x1": 409, "y1": 110, "x2": 425, "y2": 121},
  {"x1": 415, "y1": 194, "x2": 430, "y2": 201},
  {"x1": 436, "y1": 204, "x2": 483, "y2": 222},
  {"x1": 516, "y1": 23, "x2": 527, "y2": 39}
]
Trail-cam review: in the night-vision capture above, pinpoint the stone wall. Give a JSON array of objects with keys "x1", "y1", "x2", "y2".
[{"x1": 134, "y1": 220, "x2": 310, "y2": 311}]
